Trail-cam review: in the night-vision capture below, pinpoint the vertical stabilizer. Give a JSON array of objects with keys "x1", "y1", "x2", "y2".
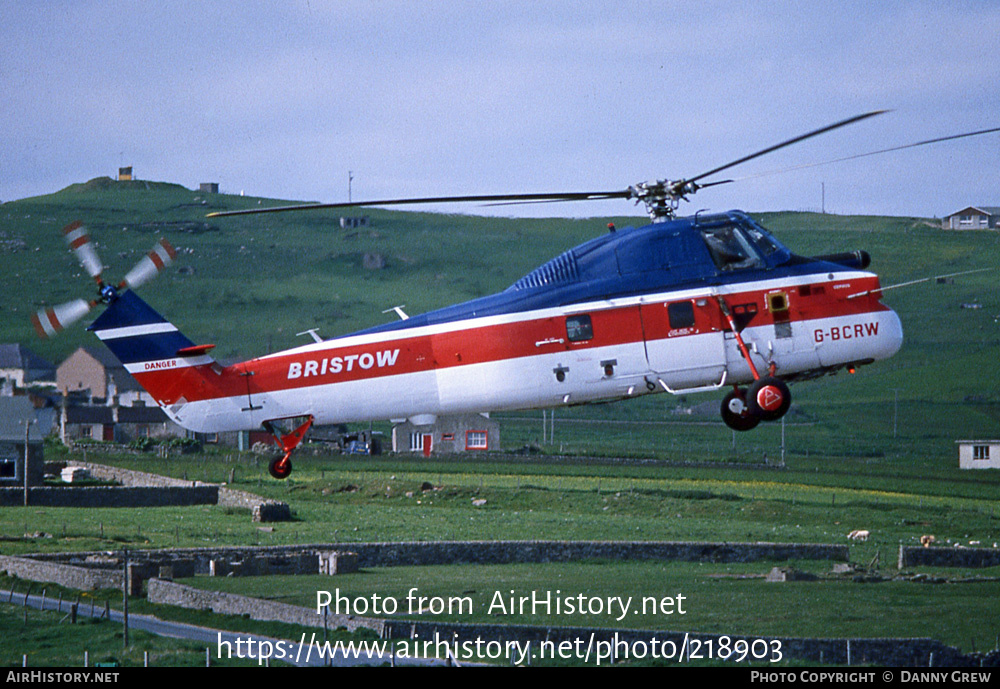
[{"x1": 87, "y1": 291, "x2": 218, "y2": 412}]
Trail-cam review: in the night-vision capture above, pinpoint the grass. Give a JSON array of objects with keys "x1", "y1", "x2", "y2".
[
  {"x1": 0, "y1": 597, "x2": 261, "y2": 667},
  {"x1": 4, "y1": 444, "x2": 998, "y2": 559},
  {"x1": 178, "y1": 559, "x2": 1000, "y2": 652}
]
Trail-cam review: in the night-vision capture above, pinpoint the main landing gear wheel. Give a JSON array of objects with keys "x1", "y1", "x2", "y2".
[
  {"x1": 721, "y1": 388, "x2": 761, "y2": 431},
  {"x1": 746, "y1": 376, "x2": 791, "y2": 422},
  {"x1": 269, "y1": 456, "x2": 292, "y2": 479}
]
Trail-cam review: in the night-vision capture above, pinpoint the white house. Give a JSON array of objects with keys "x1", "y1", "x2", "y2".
[
  {"x1": 957, "y1": 440, "x2": 1000, "y2": 469},
  {"x1": 943, "y1": 207, "x2": 1000, "y2": 230}
]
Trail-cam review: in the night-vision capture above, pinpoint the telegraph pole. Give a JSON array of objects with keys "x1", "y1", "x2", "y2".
[
  {"x1": 23, "y1": 419, "x2": 30, "y2": 507},
  {"x1": 348, "y1": 171, "x2": 354, "y2": 203},
  {"x1": 122, "y1": 548, "x2": 129, "y2": 649}
]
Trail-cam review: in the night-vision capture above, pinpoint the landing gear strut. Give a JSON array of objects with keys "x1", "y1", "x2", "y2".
[
  {"x1": 263, "y1": 416, "x2": 314, "y2": 479},
  {"x1": 716, "y1": 296, "x2": 791, "y2": 430}
]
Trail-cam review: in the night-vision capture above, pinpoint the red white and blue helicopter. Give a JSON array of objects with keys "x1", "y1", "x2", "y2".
[{"x1": 33, "y1": 112, "x2": 998, "y2": 477}]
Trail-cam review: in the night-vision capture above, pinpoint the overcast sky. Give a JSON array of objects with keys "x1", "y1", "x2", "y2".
[{"x1": 2, "y1": 1, "x2": 998, "y2": 218}]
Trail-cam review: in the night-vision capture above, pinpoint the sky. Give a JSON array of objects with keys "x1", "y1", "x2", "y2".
[{"x1": 2, "y1": 1, "x2": 999, "y2": 219}]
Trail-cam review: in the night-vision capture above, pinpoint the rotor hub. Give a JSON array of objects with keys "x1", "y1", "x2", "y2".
[{"x1": 627, "y1": 180, "x2": 698, "y2": 221}]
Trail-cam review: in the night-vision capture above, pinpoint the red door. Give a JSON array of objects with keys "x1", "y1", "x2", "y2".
[{"x1": 422, "y1": 434, "x2": 432, "y2": 457}]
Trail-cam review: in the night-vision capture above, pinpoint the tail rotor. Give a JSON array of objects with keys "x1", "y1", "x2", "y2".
[{"x1": 32, "y1": 221, "x2": 177, "y2": 339}]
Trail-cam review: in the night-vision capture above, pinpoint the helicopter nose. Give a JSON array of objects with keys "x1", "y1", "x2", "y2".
[{"x1": 875, "y1": 308, "x2": 904, "y2": 360}]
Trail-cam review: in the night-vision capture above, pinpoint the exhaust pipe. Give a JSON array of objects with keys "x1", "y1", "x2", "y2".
[{"x1": 812, "y1": 250, "x2": 871, "y2": 270}]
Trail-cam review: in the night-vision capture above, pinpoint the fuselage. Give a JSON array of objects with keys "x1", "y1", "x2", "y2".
[{"x1": 94, "y1": 211, "x2": 903, "y2": 434}]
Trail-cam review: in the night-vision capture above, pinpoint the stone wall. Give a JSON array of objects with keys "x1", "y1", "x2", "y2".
[
  {"x1": 25, "y1": 540, "x2": 848, "y2": 574},
  {"x1": 899, "y1": 545, "x2": 1000, "y2": 569},
  {"x1": 146, "y1": 578, "x2": 383, "y2": 634},
  {"x1": 68, "y1": 460, "x2": 207, "y2": 488},
  {"x1": 0, "y1": 486, "x2": 218, "y2": 507},
  {"x1": 78, "y1": 460, "x2": 291, "y2": 521},
  {"x1": 0, "y1": 554, "x2": 121, "y2": 590},
  {"x1": 0, "y1": 460, "x2": 290, "y2": 520},
  {"x1": 272, "y1": 540, "x2": 848, "y2": 568}
]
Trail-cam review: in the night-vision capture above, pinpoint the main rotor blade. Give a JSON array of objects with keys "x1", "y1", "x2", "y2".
[
  {"x1": 730, "y1": 125, "x2": 1000, "y2": 183},
  {"x1": 207, "y1": 190, "x2": 631, "y2": 218},
  {"x1": 683, "y1": 110, "x2": 889, "y2": 187}
]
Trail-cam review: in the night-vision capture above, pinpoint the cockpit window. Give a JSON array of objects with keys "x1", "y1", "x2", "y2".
[
  {"x1": 699, "y1": 226, "x2": 764, "y2": 271},
  {"x1": 742, "y1": 225, "x2": 782, "y2": 256}
]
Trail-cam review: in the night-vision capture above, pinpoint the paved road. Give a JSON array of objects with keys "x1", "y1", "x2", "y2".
[{"x1": 3, "y1": 589, "x2": 448, "y2": 667}]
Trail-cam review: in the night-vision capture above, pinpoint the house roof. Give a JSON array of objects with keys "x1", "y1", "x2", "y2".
[
  {"x1": 946, "y1": 206, "x2": 1000, "y2": 218},
  {"x1": 117, "y1": 406, "x2": 169, "y2": 424},
  {"x1": 0, "y1": 344, "x2": 55, "y2": 380},
  {"x1": 0, "y1": 396, "x2": 46, "y2": 441},
  {"x1": 82, "y1": 346, "x2": 122, "y2": 369},
  {"x1": 65, "y1": 405, "x2": 114, "y2": 424}
]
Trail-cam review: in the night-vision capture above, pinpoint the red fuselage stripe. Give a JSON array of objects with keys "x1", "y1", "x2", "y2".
[{"x1": 132, "y1": 277, "x2": 889, "y2": 405}]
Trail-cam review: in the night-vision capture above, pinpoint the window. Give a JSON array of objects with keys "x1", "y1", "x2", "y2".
[
  {"x1": 466, "y1": 430, "x2": 488, "y2": 450},
  {"x1": 0, "y1": 458, "x2": 15, "y2": 479},
  {"x1": 667, "y1": 301, "x2": 695, "y2": 329},
  {"x1": 973, "y1": 445, "x2": 990, "y2": 461},
  {"x1": 699, "y1": 226, "x2": 764, "y2": 271},
  {"x1": 566, "y1": 314, "x2": 593, "y2": 342},
  {"x1": 409, "y1": 432, "x2": 422, "y2": 452}
]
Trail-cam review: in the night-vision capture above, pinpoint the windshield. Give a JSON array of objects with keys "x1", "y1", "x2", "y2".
[{"x1": 699, "y1": 225, "x2": 764, "y2": 271}]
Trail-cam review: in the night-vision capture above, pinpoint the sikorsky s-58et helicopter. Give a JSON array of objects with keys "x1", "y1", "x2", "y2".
[{"x1": 33, "y1": 111, "x2": 999, "y2": 478}]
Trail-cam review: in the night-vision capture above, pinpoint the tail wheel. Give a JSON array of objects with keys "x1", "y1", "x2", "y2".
[
  {"x1": 721, "y1": 388, "x2": 761, "y2": 431},
  {"x1": 747, "y1": 376, "x2": 791, "y2": 422},
  {"x1": 269, "y1": 455, "x2": 292, "y2": 480}
]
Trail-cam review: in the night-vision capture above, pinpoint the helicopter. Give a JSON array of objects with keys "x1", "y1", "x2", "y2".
[{"x1": 33, "y1": 111, "x2": 999, "y2": 478}]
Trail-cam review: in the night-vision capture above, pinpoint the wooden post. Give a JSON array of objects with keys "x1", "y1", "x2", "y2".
[{"x1": 122, "y1": 548, "x2": 129, "y2": 648}]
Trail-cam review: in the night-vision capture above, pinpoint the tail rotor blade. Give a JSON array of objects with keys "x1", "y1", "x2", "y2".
[
  {"x1": 120, "y1": 238, "x2": 177, "y2": 290},
  {"x1": 31, "y1": 299, "x2": 94, "y2": 339},
  {"x1": 62, "y1": 221, "x2": 104, "y2": 282}
]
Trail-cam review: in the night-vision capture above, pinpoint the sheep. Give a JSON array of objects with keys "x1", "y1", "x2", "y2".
[{"x1": 847, "y1": 529, "x2": 870, "y2": 541}]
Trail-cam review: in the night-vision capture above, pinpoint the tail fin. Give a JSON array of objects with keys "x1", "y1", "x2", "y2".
[{"x1": 88, "y1": 291, "x2": 218, "y2": 413}]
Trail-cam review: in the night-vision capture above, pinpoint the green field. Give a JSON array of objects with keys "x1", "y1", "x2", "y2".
[
  {"x1": 180, "y1": 560, "x2": 1000, "y2": 652},
  {"x1": 1, "y1": 180, "x2": 1000, "y2": 663}
]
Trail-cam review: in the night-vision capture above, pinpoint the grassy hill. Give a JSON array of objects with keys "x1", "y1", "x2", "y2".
[{"x1": 2, "y1": 178, "x2": 998, "y2": 466}]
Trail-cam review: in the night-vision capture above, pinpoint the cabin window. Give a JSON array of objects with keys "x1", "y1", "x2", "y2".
[
  {"x1": 566, "y1": 314, "x2": 593, "y2": 342},
  {"x1": 699, "y1": 226, "x2": 764, "y2": 271},
  {"x1": 466, "y1": 430, "x2": 488, "y2": 450},
  {"x1": 973, "y1": 445, "x2": 990, "y2": 460},
  {"x1": 667, "y1": 301, "x2": 695, "y2": 329}
]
